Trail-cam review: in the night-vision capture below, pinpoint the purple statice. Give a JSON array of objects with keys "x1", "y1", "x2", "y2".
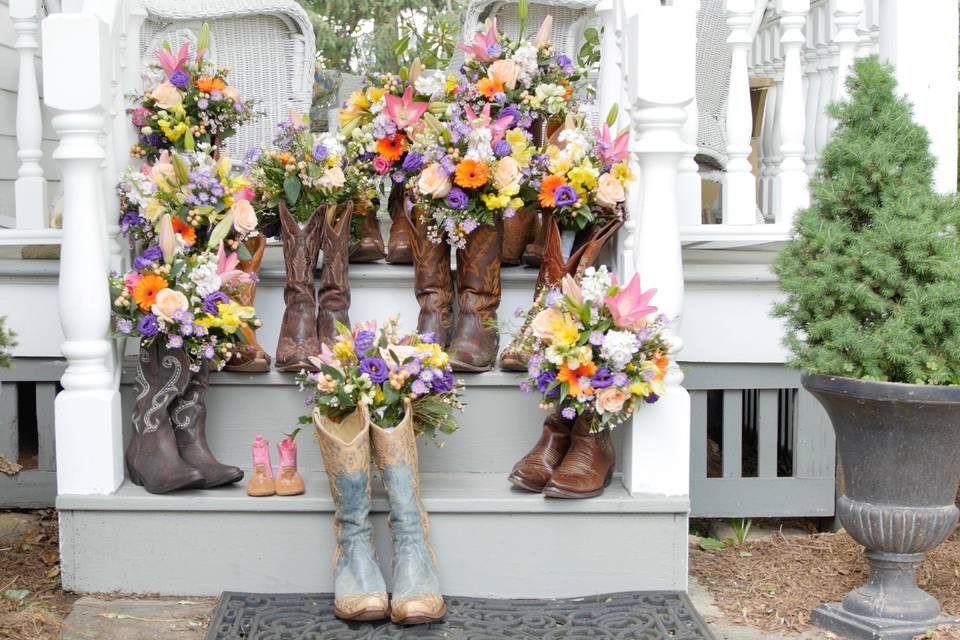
[
  {"x1": 591, "y1": 368, "x2": 614, "y2": 389},
  {"x1": 513, "y1": 306, "x2": 526, "y2": 318},
  {"x1": 493, "y1": 140, "x2": 512, "y2": 157},
  {"x1": 411, "y1": 379, "x2": 429, "y2": 396},
  {"x1": 439, "y1": 156, "x2": 457, "y2": 176},
  {"x1": 166, "y1": 335, "x2": 184, "y2": 349},
  {"x1": 201, "y1": 291, "x2": 229, "y2": 315},
  {"x1": 518, "y1": 115, "x2": 534, "y2": 130},
  {"x1": 446, "y1": 188, "x2": 469, "y2": 210},
  {"x1": 358, "y1": 357, "x2": 389, "y2": 384},
  {"x1": 133, "y1": 246, "x2": 162, "y2": 269},
  {"x1": 498, "y1": 105, "x2": 520, "y2": 127},
  {"x1": 116, "y1": 318, "x2": 133, "y2": 334},
  {"x1": 461, "y1": 218, "x2": 479, "y2": 233},
  {"x1": 561, "y1": 406, "x2": 577, "y2": 420},
  {"x1": 545, "y1": 289, "x2": 562, "y2": 308},
  {"x1": 313, "y1": 144, "x2": 328, "y2": 162},
  {"x1": 244, "y1": 147, "x2": 262, "y2": 164},
  {"x1": 169, "y1": 69, "x2": 190, "y2": 88},
  {"x1": 589, "y1": 331, "x2": 604, "y2": 346},
  {"x1": 536, "y1": 371, "x2": 558, "y2": 397},
  {"x1": 557, "y1": 55, "x2": 575, "y2": 75},
  {"x1": 402, "y1": 152, "x2": 424, "y2": 173},
  {"x1": 353, "y1": 330, "x2": 375, "y2": 354},
  {"x1": 612, "y1": 371, "x2": 628, "y2": 387},
  {"x1": 137, "y1": 314, "x2": 159, "y2": 337},
  {"x1": 553, "y1": 185, "x2": 579, "y2": 207},
  {"x1": 431, "y1": 370, "x2": 455, "y2": 393}
]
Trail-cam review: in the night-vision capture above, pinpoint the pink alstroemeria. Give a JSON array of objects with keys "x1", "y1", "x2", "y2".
[
  {"x1": 234, "y1": 185, "x2": 255, "y2": 202},
  {"x1": 216, "y1": 242, "x2": 253, "y2": 287},
  {"x1": 604, "y1": 273, "x2": 658, "y2": 330},
  {"x1": 463, "y1": 104, "x2": 514, "y2": 142},
  {"x1": 598, "y1": 124, "x2": 629, "y2": 166},
  {"x1": 308, "y1": 343, "x2": 339, "y2": 371},
  {"x1": 458, "y1": 19, "x2": 500, "y2": 62},
  {"x1": 156, "y1": 43, "x2": 189, "y2": 79},
  {"x1": 384, "y1": 87, "x2": 430, "y2": 130}
]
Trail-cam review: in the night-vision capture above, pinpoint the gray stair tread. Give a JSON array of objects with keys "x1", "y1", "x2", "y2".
[{"x1": 58, "y1": 471, "x2": 688, "y2": 514}]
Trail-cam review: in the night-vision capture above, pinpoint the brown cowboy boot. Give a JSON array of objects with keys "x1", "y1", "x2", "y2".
[
  {"x1": 501, "y1": 207, "x2": 539, "y2": 265},
  {"x1": 275, "y1": 202, "x2": 323, "y2": 372},
  {"x1": 508, "y1": 411, "x2": 574, "y2": 493},
  {"x1": 521, "y1": 212, "x2": 550, "y2": 268},
  {"x1": 448, "y1": 220, "x2": 503, "y2": 372},
  {"x1": 407, "y1": 205, "x2": 454, "y2": 346},
  {"x1": 350, "y1": 200, "x2": 386, "y2": 263},
  {"x1": 542, "y1": 413, "x2": 616, "y2": 499},
  {"x1": 317, "y1": 201, "x2": 354, "y2": 346},
  {"x1": 224, "y1": 234, "x2": 271, "y2": 372},
  {"x1": 385, "y1": 184, "x2": 413, "y2": 264}
]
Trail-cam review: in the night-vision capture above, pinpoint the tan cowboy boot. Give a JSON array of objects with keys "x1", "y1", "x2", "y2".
[
  {"x1": 385, "y1": 184, "x2": 413, "y2": 264},
  {"x1": 407, "y1": 205, "x2": 454, "y2": 346},
  {"x1": 448, "y1": 220, "x2": 503, "y2": 372},
  {"x1": 275, "y1": 203, "x2": 323, "y2": 372},
  {"x1": 224, "y1": 234, "x2": 271, "y2": 372},
  {"x1": 508, "y1": 410, "x2": 574, "y2": 493},
  {"x1": 317, "y1": 202, "x2": 353, "y2": 347},
  {"x1": 246, "y1": 435, "x2": 275, "y2": 497}
]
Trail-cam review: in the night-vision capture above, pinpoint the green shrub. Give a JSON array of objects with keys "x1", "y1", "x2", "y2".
[
  {"x1": 773, "y1": 57, "x2": 960, "y2": 385},
  {"x1": 0, "y1": 316, "x2": 15, "y2": 369}
]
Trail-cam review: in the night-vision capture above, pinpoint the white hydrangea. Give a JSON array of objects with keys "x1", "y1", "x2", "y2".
[
  {"x1": 600, "y1": 330, "x2": 640, "y2": 369},
  {"x1": 189, "y1": 259, "x2": 222, "y2": 297},
  {"x1": 414, "y1": 70, "x2": 447, "y2": 101},
  {"x1": 557, "y1": 126, "x2": 591, "y2": 160},
  {"x1": 511, "y1": 43, "x2": 539, "y2": 83},
  {"x1": 465, "y1": 127, "x2": 494, "y2": 162},
  {"x1": 580, "y1": 266, "x2": 613, "y2": 304}
]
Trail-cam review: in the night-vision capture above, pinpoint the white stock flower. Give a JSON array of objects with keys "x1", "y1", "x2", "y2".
[
  {"x1": 414, "y1": 70, "x2": 447, "y2": 100},
  {"x1": 511, "y1": 43, "x2": 539, "y2": 83},
  {"x1": 600, "y1": 330, "x2": 640, "y2": 369},
  {"x1": 580, "y1": 266, "x2": 613, "y2": 304}
]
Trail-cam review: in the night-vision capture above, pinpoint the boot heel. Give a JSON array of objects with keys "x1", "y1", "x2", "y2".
[
  {"x1": 604, "y1": 466, "x2": 614, "y2": 488},
  {"x1": 127, "y1": 464, "x2": 143, "y2": 487}
]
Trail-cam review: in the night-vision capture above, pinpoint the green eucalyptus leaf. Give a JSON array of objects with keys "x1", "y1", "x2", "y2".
[{"x1": 283, "y1": 175, "x2": 302, "y2": 206}]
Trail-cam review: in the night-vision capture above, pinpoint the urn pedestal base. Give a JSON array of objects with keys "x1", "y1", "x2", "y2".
[{"x1": 812, "y1": 602, "x2": 959, "y2": 640}]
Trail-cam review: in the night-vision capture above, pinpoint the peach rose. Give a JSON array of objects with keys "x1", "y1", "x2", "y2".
[
  {"x1": 151, "y1": 288, "x2": 188, "y2": 323},
  {"x1": 492, "y1": 156, "x2": 521, "y2": 192},
  {"x1": 596, "y1": 386, "x2": 631, "y2": 414},
  {"x1": 231, "y1": 199, "x2": 258, "y2": 234},
  {"x1": 417, "y1": 163, "x2": 452, "y2": 199},
  {"x1": 490, "y1": 60, "x2": 521, "y2": 91},
  {"x1": 317, "y1": 166, "x2": 346, "y2": 190},
  {"x1": 595, "y1": 173, "x2": 626, "y2": 209},
  {"x1": 531, "y1": 307, "x2": 563, "y2": 340},
  {"x1": 222, "y1": 85, "x2": 241, "y2": 103},
  {"x1": 150, "y1": 82, "x2": 182, "y2": 110}
]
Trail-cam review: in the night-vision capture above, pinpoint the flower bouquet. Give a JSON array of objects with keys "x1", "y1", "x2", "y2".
[
  {"x1": 519, "y1": 266, "x2": 670, "y2": 431},
  {"x1": 131, "y1": 24, "x2": 257, "y2": 160},
  {"x1": 297, "y1": 317, "x2": 464, "y2": 444}
]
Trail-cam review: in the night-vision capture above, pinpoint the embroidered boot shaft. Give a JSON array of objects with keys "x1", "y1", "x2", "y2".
[
  {"x1": 407, "y1": 205, "x2": 454, "y2": 347},
  {"x1": 275, "y1": 202, "x2": 324, "y2": 371},
  {"x1": 448, "y1": 220, "x2": 503, "y2": 372},
  {"x1": 224, "y1": 234, "x2": 271, "y2": 372},
  {"x1": 314, "y1": 407, "x2": 388, "y2": 621},
  {"x1": 317, "y1": 202, "x2": 354, "y2": 347}
]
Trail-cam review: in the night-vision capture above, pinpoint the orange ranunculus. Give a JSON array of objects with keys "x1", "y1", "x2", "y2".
[
  {"x1": 454, "y1": 159, "x2": 490, "y2": 189},
  {"x1": 195, "y1": 77, "x2": 226, "y2": 94},
  {"x1": 557, "y1": 361, "x2": 598, "y2": 398},
  {"x1": 171, "y1": 217, "x2": 196, "y2": 245},
  {"x1": 476, "y1": 76, "x2": 505, "y2": 100},
  {"x1": 376, "y1": 134, "x2": 407, "y2": 162},
  {"x1": 133, "y1": 274, "x2": 169, "y2": 311},
  {"x1": 538, "y1": 175, "x2": 567, "y2": 208},
  {"x1": 276, "y1": 152, "x2": 296, "y2": 166}
]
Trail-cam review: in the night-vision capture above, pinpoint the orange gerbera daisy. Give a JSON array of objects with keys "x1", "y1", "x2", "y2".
[
  {"x1": 454, "y1": 159, "x2": 490, "y2": 189},
  {"x1": 557, "y1": 361, "x2": 597, "y2": 398},
  {"x1": 376, "y1": 134, "x2": 407, "y2": 162},
  {"x1": 476, "y1": 76, "x2": 505, "y2": 100},
  {"x1": 195, "y1": 77, "x2": 226, "y2": 94},
  {"x1": 133, "y1": 274, "x2": 169, "y2": 311},
  {"x1": 538, "y1": 175, "x2": 567, "y2": 208},
  {"x1": 171, "y1": 217, "x2": 196, "y2": 245}
]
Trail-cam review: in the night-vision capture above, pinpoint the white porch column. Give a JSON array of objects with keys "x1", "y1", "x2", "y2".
[
  {"x1": 879, "y1": 0, "x2": 959, "y2": 193},
  {"x1": 615, "y1": 0, "x2": 643, "y2": 277},
  {"x1": 721, "y1": 0, "x2": 757, "y2": 225},
  {"x1": 832, "y1": 0, "x2": 863, "y2": 102},
  {"x1": 43, "y1": 12, "x2": 123, "y2": 495},
  {"x1": 622, "y1": 3, "x2": 694, "y2": 498},
  {"x1": 776, "y1": 0, "x2": 809, "y2": 223},
  {"x1": 11, "y1": 0, "x2": 49, "y2": 230}
]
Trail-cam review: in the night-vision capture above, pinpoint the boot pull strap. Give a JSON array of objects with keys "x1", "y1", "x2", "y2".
[{"x1": 573, "y1": 219, "x2": 624, "y2": 277}]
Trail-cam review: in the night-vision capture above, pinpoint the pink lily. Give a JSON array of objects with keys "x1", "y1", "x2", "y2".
[
  {"x1": 308, "y1": 343, "x2": 339, "y2": 371},
  {"x1": 458, "y1": 19, "x2": 500, "y2": 62},
  {"x1": 216, "y1": 242, "x2": 253, "y2": 287},
  {"x1": 463, "y1": 103, "x2": 514, "y2": 142},
  {"x1": 561, "y1": 274, "x2": 583, "y2": 306},
  {"x1": 156, "y1": 43, "x2": 189, "y2": 79},
  {"x1": 535, "y1": 15, "x2": 554, "y2": 48},
  {"x1": 158, "y1": 214, "x2": 176, "y2": 265},
  {"x1": 384, "y1": 87, "x2": 430, "y2": 130},
  {"x1": 598, "y1": 124, "x2": 630, "y2": 166},
  {"x1": 604, "y1": 273, "x2": 658, "y2": 330}
]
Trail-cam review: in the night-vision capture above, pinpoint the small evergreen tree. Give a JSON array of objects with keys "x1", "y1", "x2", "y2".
[
  {"x1": 773, "y1": 57, "x2": 960, "y2": 385},
  {"x1": 0, "y1": 316, "x2": 15, "y2": 369}
]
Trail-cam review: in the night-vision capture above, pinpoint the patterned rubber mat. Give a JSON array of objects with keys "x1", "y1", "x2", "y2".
[{"x1": 205, "y1": 591, "x2": 715, "y2": 639}]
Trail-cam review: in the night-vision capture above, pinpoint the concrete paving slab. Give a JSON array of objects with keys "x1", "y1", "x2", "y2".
[{"x1": 60, "y1": 597, "x2": 215, "y2": 640}]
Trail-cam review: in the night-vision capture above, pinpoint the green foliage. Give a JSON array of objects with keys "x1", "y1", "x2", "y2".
[
  {"x1": 773, "y1": 57, "x2": 960, "y2": 385},
  {"x1": 730, "y1": 518, "x2": 752, "y2": 545},
  {"x1": 0, "y1": 316, "x2": 15, "y2": 369}
]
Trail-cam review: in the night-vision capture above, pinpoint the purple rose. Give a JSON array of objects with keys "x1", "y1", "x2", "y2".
[
  {"x1": 561, "y1": 406, "x2": 577, "y2": 420},
  {"x1": 557, "y1": 54, "x2": 575, "y2": 74},
  {"x1": 591, "y1": 368, "x2": 614, "y2": 389},
  {"x1": 169, "y1": 69, "x2": 190, "y2": 88},
  {"x1": 358, "y1": 357, "x2": 389, "y2": 384},
  {"x1": 353, "y1": 330, "x2": 375, "y2": 354},
  {"x1": 446, "y1": 187, "x2": 469, "y2": 210},
  {"x1": 137, "y1": 314, "x2": 159, "y2": 337},
  {"x1": 493, "y1": 140, "x2": 512, "y2": 157},
  {"x1": 133, "y1": 246, "x2": 162, "y2": 269},
  {"x1": 553, "y1": 185, "x2": 579, "y2": 207},
  {"x1": 431, "y1": 370, "x2": 455, "y2": 393},
  {"x1": 402, "y1": 152, "x2": 424, "y2": 173},
  {"x1": 201, "y1": 292, "x2": 229, "y2": 315}
]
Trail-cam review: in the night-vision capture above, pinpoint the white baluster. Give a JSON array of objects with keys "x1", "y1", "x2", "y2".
[
  {"x1": 616, "y1": 0, "x2": 644, "y2": 277},
  {"x1": 43, "y1": 11, "x2": 123, "y2": 495},
  {"x1": 674, "y1": 0, "x2": 702, "y2": 227},
  {"x1": 722, "y1": 0, "x2": 757, "y2": 225},
  {"x1": 803, "y1": 9, "x2": 821, "y2": 177},
  {"x1": 856, "y1": 0, "x2": 874, "y2": 58},
  {"x1": 11, "y1": 0, "x2": 49, "y2": 230},
  {"x1": 623, "y1": 3, "x2": 694, "y2": 498},
  {"x1": 814, "y1": 9, "x2": 833, "y2": 162},
  {"x1": 777, "y1": 0, "x2": 810, "y2": 222},
  {"x1": 832, "y1": 0, "x2": 862, "y2": 102},
  {"x1": 766, "y1": 37, "x2": 785, "y2": 222},
  {"x1": 758, "y1": 27, "x2": 777, "y2": 218}
]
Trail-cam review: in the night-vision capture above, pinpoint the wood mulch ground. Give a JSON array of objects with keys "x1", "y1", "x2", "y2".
[{"x1": 691, "y1": 526, "x2": 960, "y2": 638}]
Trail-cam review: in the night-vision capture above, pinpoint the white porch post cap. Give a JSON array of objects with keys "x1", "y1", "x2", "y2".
[
  {"x1": 628, "y1": 5, "x2": 696, "y2": 107},
  {"x1": 9, "y1": 0, "x2": 42, "y2": 20},
  {"x1": 42, "y1": 12, "x2": 110, "y2": 111}
]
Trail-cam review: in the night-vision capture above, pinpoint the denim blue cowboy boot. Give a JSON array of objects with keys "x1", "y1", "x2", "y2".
[
  {"x1": 314, "y1": 407, "x2": 389, "y2": 621},
  {"x1": 369, "y1": 400, "x2": 446, "y2": 625}
]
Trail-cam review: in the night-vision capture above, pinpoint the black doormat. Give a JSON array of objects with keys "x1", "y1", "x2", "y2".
[{"x1": 205, "y1": 591, "x2": 716, "y2": 639}]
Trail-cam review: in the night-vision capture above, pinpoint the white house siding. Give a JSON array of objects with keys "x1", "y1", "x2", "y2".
[{"x1": 0, "y1": 0, "x2": 59, "y2": 228}]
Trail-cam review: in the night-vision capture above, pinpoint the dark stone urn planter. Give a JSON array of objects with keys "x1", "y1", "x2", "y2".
[{"x1": 802, "y1": 374, "x2": 960, "y2": 640}]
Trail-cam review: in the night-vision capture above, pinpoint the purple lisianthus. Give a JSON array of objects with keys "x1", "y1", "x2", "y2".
[
  {"x1": 411, "y1": 379, "x2": 429, "y2": 396},
  {"x1": 120, "y1": 211, "x2": 143, "y2": 234},
  {"x1": 536, "y1": 371, "x2": 558, "y2": 397},
  {"x1": 201, "y1": 291, "x2": 229, "y2": 315},
  {"x1": 116, "y1": 318, "x2": 133, "y2": 334},
  {"x1": 498, "y1": 105, "x2": 520, "y2": 127},
  {"x1": 591, "y1": 368, "x2": 614, "y2": 389},
  {"x1": 169, "y1": 69, "x2": 190, "y2": 88},
  {"x1": 166, "y1": 335, "x2": 184, "y2": 349},
  {"x1": 137, "y1": 314, "x2": 159, "y2": 337},
  {"x1": 561, "y1": 406, "x2": 577, "y2": 420},
  {"x1": 358, "y1": 357, "x2": 389, "y2": 384},
  {"x1": 313, "y1": 144, "x2": 328, "y2": 162},
  {"x1": 554, "y1": 185, "x2": 579, "y2": 207},
  {"x1": 402, "y1": 152, "x2": 424, "y2": 173},
  {"x1": 644, "y1": 393, "x2": 660, "y2": 404},
  {"x1": 557, "y1": 55, "x2": 575, "y2": 74},
  {"x1": 353, "y1": 330, "x2": 375, "y2": 354},
  {"x1": 133, "y1": 246, "x2": 162, "y2": 269},
  {"x1": 446, "y1": 188, "x2": 469, "y2": 210},
  {"x1": 493, "y1": 140, "x2": 512, "y2": 157},
  {"x1": 431, "y1": 370, "x2": 455, "y2": 393}
]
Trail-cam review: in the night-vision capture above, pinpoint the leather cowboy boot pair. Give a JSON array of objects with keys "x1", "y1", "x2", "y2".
[
  {"x1": 275, "y1": 202, "x2": 353, "y2": 371},
  {"x1": 350, "y1": 200, "x2": 386, "y2": 263},
  {"x1": 510, "y1": 411, "x2": 616, "y2": 499},
  {"x1": 224, "y1": 235, "x2": 271, "y2": 372},
  {"x1": 349, "y1": 184, "x2": 414, "y2": 263},
  {"x1": 315, "y1": 401, "x2": 445, "y2": 625},
  {"x1": 126, "y1": 342, "x2": 243, "y2": 494},
  {"x1": 407, "y1": 206, "x2": 504, "y2": 372}
]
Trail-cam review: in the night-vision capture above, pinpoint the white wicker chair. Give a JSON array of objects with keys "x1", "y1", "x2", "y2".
[{"x1": 139, "y1": 0, "x2": 315, "y2": 159}]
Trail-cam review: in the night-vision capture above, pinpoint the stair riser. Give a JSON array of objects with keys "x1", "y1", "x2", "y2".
[
  {"x1": 118, "y1": 384, "x2": 627, "y2": 473},
  {"x1": 59, "y1": 509, "x2": 687, "y2": 597}
]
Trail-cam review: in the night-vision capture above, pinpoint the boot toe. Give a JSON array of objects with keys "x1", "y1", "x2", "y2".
[
  {"x1": 334, "y1": 593, "x2": 389, "y2": 621},
  {"x1": 386, "y1": 244, "x2": 413, "y2": 263},
  {"x1": 390, "y1": 594, "x2": 446, "y2": 625},
  {"x1": 508, "y1": 463, "x2": 551, "y2": 493},
  {"x1": 201, "y1": 465, "x2": 244, "y2": 489},
  {"x1": 498, "y1": 350, "x2": 528, "y2": 371}
]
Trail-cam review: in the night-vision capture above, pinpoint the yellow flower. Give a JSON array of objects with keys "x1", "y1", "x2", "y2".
[
  {"x1": 144, "y1": 199, "x2": 166, "y2": 221},
  {"x1": 217, "y1": 156, "x2": 232, "y2": 179},
  {"x1": 333, "y1": 340, "x2": 356, "y2": 362},
  {"x1": 481, "y1": 192, "x2": 511, "y2": 210},
  {"x1": 505, "y1": 128, "x2": 528, "y2": 148},
  {"x1": 510, "y1": 197, "x2": 524, "y2": 210},
  {"x1": 628, "y1": 381, "x2": 651, "y2": 397},
  {"x1": 159, "y1": 120, "x2": 188, "y2": 142},
  {"x1": 549, "y1": 313, "x2": 580, "y2": 348},
  {"x1": 419, "y1": 343, "x2": 449, "y2": 368},
  {"x1": 347, "y1": 90, "x2": 370, "y2": 111},
  {"x1": 445, "y1": 74, "x2": 457, "y2": 93},
  {"x1": 366, "y1": 87, "x2": 386, "y2": 104},
  {"x1": 569, "y1": 162, "x2": 599, "y2": 190},
  {"x1": 610, "y1": 161, "x2": 634, "y2": 182},
  {"x1": 549, "y1": 156, "x2": 572, "y2": 176},
  {"x1": 512, "y1": 145, "x2": 534, "y2": 167},
  {"x1": 374, "y1": 387, "x2": 385, "y2": 403}
]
